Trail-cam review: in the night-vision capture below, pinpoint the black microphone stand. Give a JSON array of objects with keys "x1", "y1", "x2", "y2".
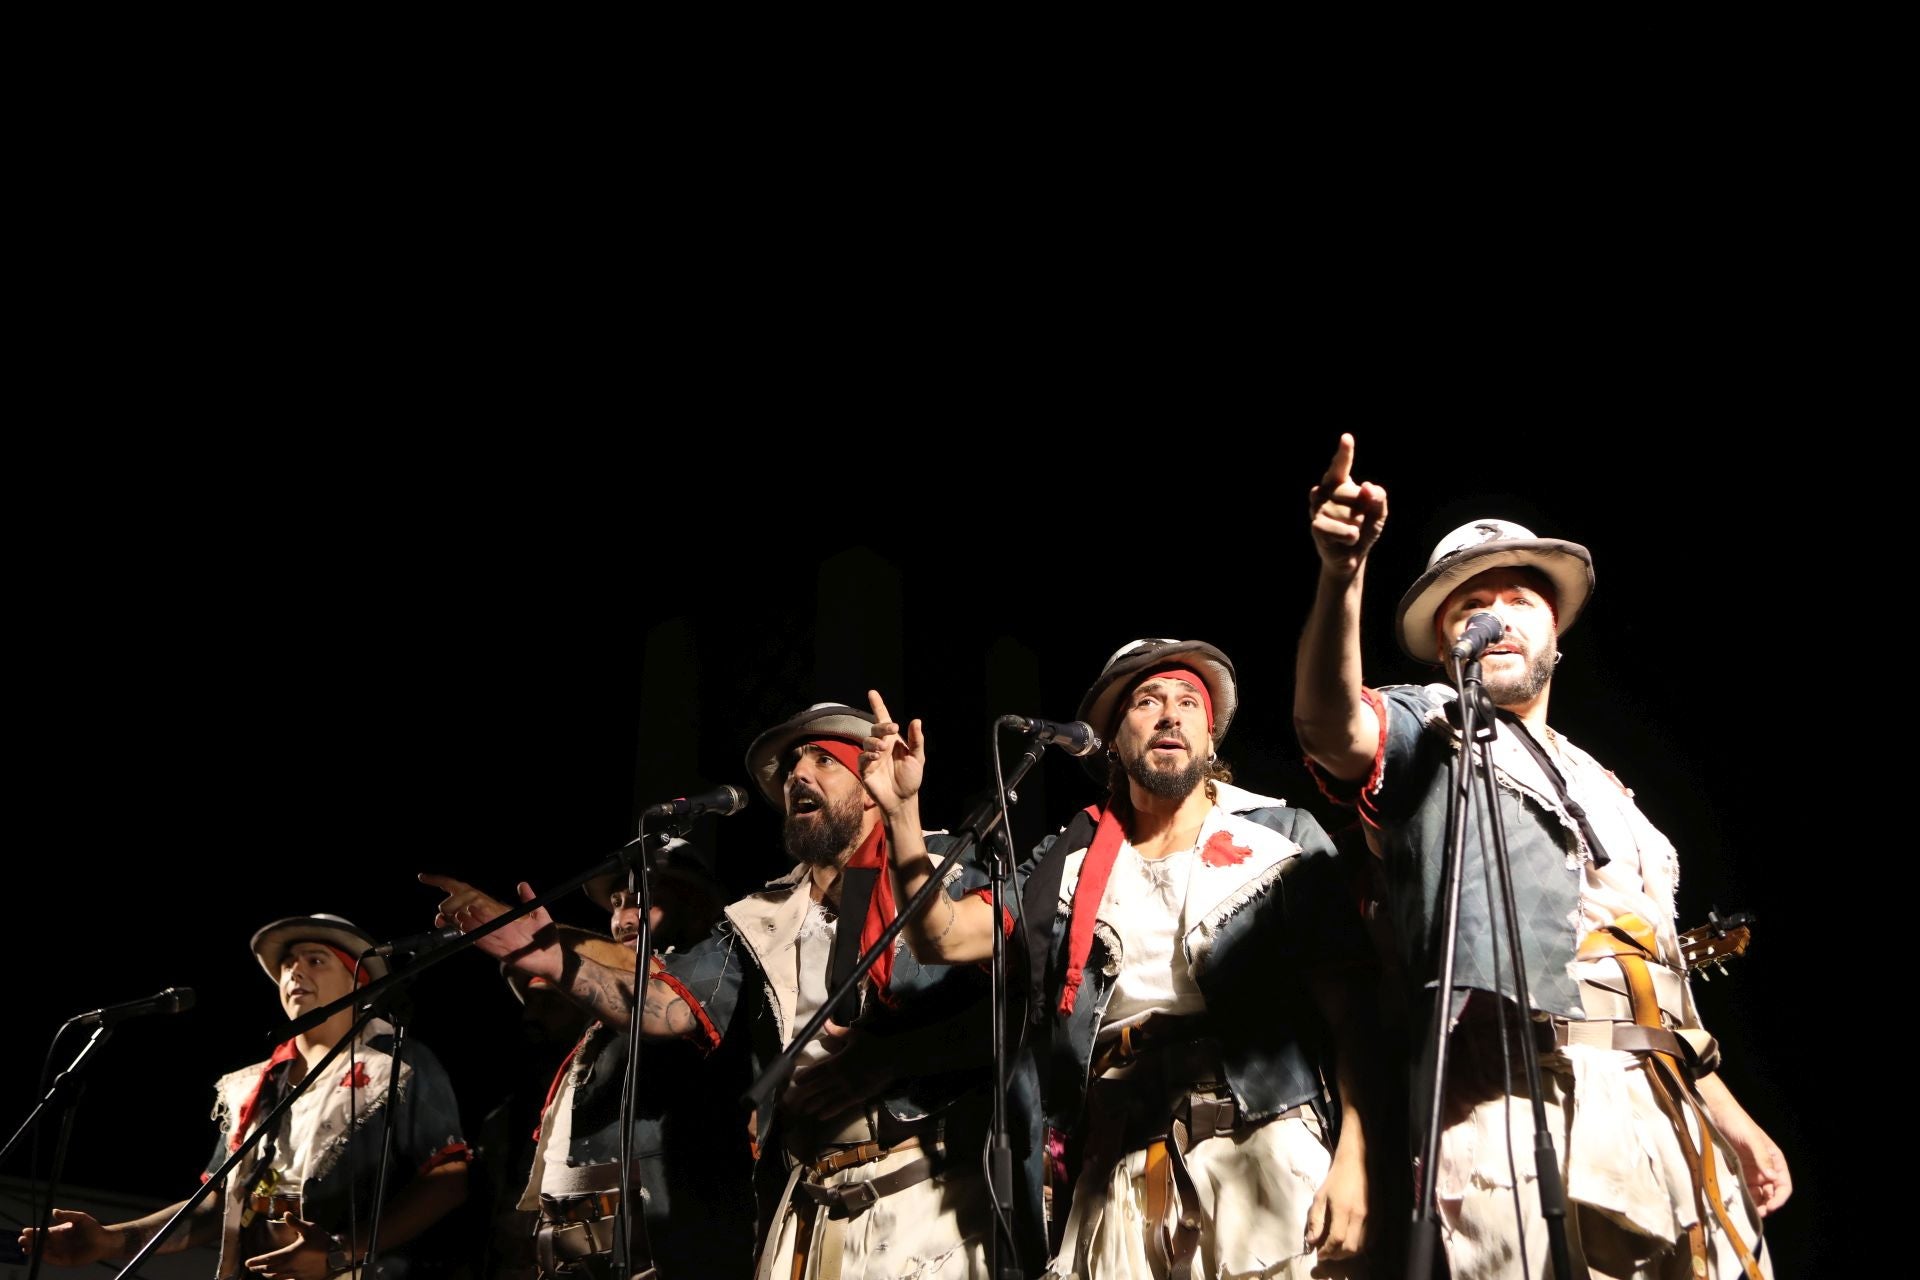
[
  {"x1": 1405, "y1": 658, "x2": 1579, "y2": 1280},
  {"x1": 8, "y1": 1022, "x2": 112, "y2": 1280},
  {"x1": 741, "y1": 730, "x2": 1048, "y2": 1280},
  {"x1": 358, "y1": 972, "x2": 418, "y2": 1279},
  {"x1": 613, "y1": 819, "x2": 675, "y2": 1280}
]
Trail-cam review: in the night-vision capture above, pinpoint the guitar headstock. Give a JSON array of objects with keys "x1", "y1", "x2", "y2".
[{"x1": 1679, "y1": 908, "x2": 1755, "y2": 980}]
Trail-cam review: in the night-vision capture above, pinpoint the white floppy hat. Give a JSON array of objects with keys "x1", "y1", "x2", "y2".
[
  {"x1": 249, "y1": 913, "x2": 388, "y2": 983},
  {"x1": 743, "y1": 702, "x2": 877, "y2": 809},
  {"x1": 1394, "y1": 518, "x2": 1594, "y2": 662},
  {"x1": 1074, "y1": 638, "x2": 1237, "y2": 780}
]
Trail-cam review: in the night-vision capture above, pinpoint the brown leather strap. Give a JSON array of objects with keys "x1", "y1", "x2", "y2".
[
  {"x1": 806, "y1": 1133, "x2": 922, "y2": 1178},
  {"x1": 1090, "y1": 1013, "x2": 1214, "y2": 1076},
  {"x1": 1582, "y1": 917, "x2": 1764, "y2": 1280},
  {"x1": 793, "y1": 1147, "x2": 943, "y2": 1219}
]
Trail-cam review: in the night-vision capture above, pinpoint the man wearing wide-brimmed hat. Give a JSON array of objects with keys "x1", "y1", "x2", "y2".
[
  {"x1": 1295, "y1": 434, "x2": 1789, "y2": 1280},
  {"x1": 872, "y1": 643, "x2": 1377, "y2": 1279},
  {"x1": 20, "y1": 914, "x2": 470, "y2": 1277},
  {"x1": 425, "y1": 838, "x2": 755, "y2": 1280},
  {"x1": 442, "y1": 697, "x2": 997, "y2": 1280}
]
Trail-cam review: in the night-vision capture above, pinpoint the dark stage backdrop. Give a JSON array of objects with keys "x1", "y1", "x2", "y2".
[{"x1": 10, "y1": 428, "x2": 1826, "y2": 1272}]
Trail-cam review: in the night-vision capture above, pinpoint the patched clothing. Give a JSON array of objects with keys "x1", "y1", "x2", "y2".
[{"x1": 204, "y1": 1019, "x2": 466, "y2": 1278}]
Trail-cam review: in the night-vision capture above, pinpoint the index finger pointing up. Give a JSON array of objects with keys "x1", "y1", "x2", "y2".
[
  {"x1": 1320, "y1": 433, "x2": 1356, "y2": 488},
  {"x1": 868, "y1": 688, "x2": 892, "y2": 726}
]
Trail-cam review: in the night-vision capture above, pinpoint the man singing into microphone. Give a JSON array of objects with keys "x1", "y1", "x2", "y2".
[
  {"x1": 870, "y1": 642, "x2": 1378, "y2": 1279},
  {"x1": 438, "y1": 698, "x2": 997, "y2": 1280},
  {"x1": 20, "y1": 913, "x2": 470, "y2": 1277},
  {"x1": 1293, "y1": 435, "x2": 1790, "y2": 1279}
]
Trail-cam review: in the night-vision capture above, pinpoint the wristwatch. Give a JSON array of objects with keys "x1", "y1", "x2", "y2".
[{"x1": 325, "y1": 1234, "x2": 354, "y2": 1275}]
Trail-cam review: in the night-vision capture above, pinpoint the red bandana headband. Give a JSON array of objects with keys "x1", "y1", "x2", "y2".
[{"x1": 1142, "y1": 667, "x2": 1213, "y2": 731}]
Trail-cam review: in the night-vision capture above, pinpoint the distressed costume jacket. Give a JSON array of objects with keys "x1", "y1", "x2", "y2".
[
  {"x1": 1006, "y1": 783, "x2": 1365, "y2": 1271},
  {"x1": 658, "y1": 836, "x2": 995, "y2": 1231}
]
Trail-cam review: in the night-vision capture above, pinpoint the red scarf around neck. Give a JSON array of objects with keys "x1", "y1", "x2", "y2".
[
  {"x1": 844, "y1": 819, "x2": 899, "y2": 1004},
  {"x1": 1057, "y1": 804, "x2": 1126, "y2": 1016}
]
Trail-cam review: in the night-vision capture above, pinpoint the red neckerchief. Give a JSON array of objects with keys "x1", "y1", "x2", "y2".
[
  {"x1": 1057, "y1": 804, "x2": 1125, "y2": 1016},
  {"x1": 231, "y1": 1039, "x2": 300, "y2": 1151},
  {"x1": 845, "y1": 820, "x2": 898, "y2": 1004},
  {"x1": 804, "y1": 737, "x2": 900, "y2": 1005},
  {"x1": 532, "y1": 1024, "x2": 597, "y2": 1142}
]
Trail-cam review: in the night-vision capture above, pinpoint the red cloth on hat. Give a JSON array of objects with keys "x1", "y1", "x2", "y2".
[
  {"x1": 1144, "y1": 667, "x2": 1212, "y2": 731},
  {"x1": 322, "y1": 944, "x2": 373, "y2": 985},
  {"x1": 809, "y1": 738, "x2": 863, "y2": 775},
  {"x1": 1058, "y1": 804, "x2": 1125, "y2": 1016}
]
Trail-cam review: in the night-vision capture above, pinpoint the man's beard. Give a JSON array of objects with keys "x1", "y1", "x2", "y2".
[
  {"x1": 783, "y1": 791, "x2": 864, "y2": 867},
  {"x1": 1483, "y1": 638, "x2": 1556, "y2": 708},
  {"x1": 1124, "y1": 743, "x2": 1207, "y2": 802}
]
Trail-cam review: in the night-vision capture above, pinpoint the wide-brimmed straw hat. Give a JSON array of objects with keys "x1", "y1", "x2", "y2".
[
  {"x1": 1394, "y1": 518, "x2": 1594, "y2": 662},
  {"x1": 1074, "y1": 639, "x2": 1237, "y2": 780},
  {"x1": 250, "y1": 913, "x2": 388, "y2": 983},
  {"x1": 743, "y1": 702, "x2": 876, "y2": 809}
]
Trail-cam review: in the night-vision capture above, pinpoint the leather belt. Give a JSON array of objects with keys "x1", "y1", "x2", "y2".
[
  {"x1": 539, "y1": 1187, "x2": 622, "y2": 1225},
  {"x1": 1534, "y1": 1017, "x2": 1698, "y2": 1070},
  {"x1": 807, "y1": 1133, "x2": 921, "y2": 1178},
  {"x1": 793, "y1": 1145, "x2": 942, "y2": 1220},
  {"x1": 1090, "y1": 1014, "x2": 1213, "y2": 1077}
]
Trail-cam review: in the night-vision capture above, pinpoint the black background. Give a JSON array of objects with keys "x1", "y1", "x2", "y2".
[{"x1": 10, "y1": 425, "x2": 1830, "y2": 1272}]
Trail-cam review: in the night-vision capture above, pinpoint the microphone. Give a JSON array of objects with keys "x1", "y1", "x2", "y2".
[
  {"x1": 368, "y1": 926, "x2": 464, "y2": 958},
  {"x1": 999, "y1": 715, "x2": 1103, "y2": 758},
  {"x1": 1450, "y1": 612, "x2": 1508, "y2": 662},
  {"x1": 641, "y1": 784, "x2": 750, "y2": 821},
  {"x1": 69, "y1": 987, "x2": 194, "y2": 1028}
]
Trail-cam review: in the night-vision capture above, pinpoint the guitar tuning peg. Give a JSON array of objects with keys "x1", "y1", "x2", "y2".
[
  {"x1": 1713, "y1": 959, "x2": 1729, "y2": 976},
  {"x1": 1697, "y1": 967, "x2": 1710, "y2": 982}
]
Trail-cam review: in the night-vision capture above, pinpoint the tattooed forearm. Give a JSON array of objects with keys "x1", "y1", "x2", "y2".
[
  {"x1": 560, "y1": 949, "x2": 698, "y2": 1038},
  {"x1": 560, "y1": 949, "x2": 639, "y2": 1028},
  {"x1": 643, "y1": 985, "x2": 699, "y2": 1037}
]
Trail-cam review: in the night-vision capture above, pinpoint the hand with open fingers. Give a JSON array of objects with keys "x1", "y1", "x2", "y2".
[
  {"x1": 783, "y1": 1021, "x2": 891, "y2": 1118},
  {"x1": 1308, "y1": 433, "x2": 1389, "y2": 575},
  {"x1": 243, "y1": 1215, "x2": 333, "y2": 1278},
  {"x1": 1305, "y1": 1140, "x2": 1368, "y2": 1262},
  {"x1": 17, "y1": 1208, "x2": 117, "y2": 1264},
  {"x1": 859, "y1": 688, "x2": 925, "y2": 820},
  {"x1": 418, "y1": 874, "x2": 561, "y2": 978}
]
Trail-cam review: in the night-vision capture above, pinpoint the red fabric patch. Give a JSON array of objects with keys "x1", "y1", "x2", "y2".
[
  {"x1": 339, "y1": 1063, "x2": 370, "y2": 1089},
  {"x1": 1200, "y1": 831, "x2": 1252, "y2": 866},
  {"x1": 419, "y1": 1142, "x2": 471, "y2": 1173},
  {"x1": 967, "y1": 886, "x2": 1017, "y2": 937}
]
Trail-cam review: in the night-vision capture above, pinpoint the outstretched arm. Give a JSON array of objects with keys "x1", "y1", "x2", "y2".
[
  {"x1": 419, "y1": 874, "x2": 702, "y2": 1038},
  {"x1": 1295, "y1": 432, "x2": 1389, "y2": 783},
  {"x1": 860, "y1": 688, "x2": 1000, "y2": 965},
  {"x1": 1696, "y1": 1072, "x2": 1792, "y2": 1216},
  {"x1": 17, "y1": 1194, "x2": 219, "y2": 1264}
]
